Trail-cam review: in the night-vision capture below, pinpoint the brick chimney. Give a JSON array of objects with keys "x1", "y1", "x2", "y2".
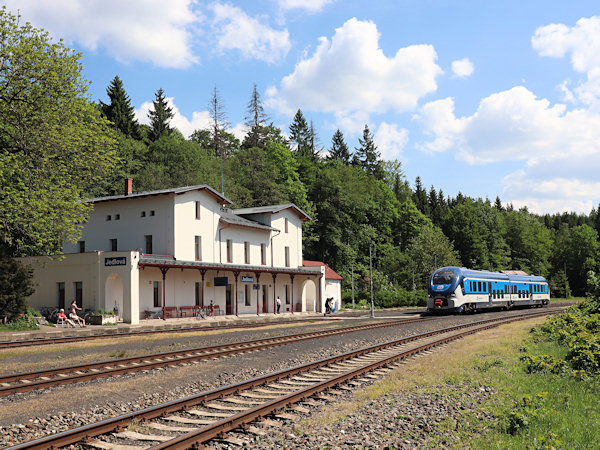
[{"x1": 124, "y1": 178, "x2": 133, "y2": 196}]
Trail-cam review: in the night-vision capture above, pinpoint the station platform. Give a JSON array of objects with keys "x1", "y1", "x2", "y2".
[{"x1": 0, "y1": 312, "x2": 332, "y2": 343}]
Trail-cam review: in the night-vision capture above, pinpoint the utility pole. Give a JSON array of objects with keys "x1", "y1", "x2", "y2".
[
  {"x1": 369, "y1": 244, "x2": 374, "y2": 318},
  {"x1": 564, "y1": 261, "x2": 568, "y2": 299},
  {"x1": 351, "y1": 259, "x2": 355, "y2": 309}
]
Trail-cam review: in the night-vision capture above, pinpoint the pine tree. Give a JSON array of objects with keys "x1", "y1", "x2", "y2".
[
  {"x1": 289, "y1": 109, "x2": 310, "y2": 154},
  {"x1": 147, "y1": 88, "x2": 173, "y2": 141},
  {"x1": 243, "y1": 84, "x2": 269, "y2": 149},
  {"x1": 100, "y1": 76, "x2": 139, "y2": 138},
  {"x1": 355, "y1": 124, "x2": 383, "y2": 178},
  {"x1": 208, "y1": 85, "x2": 230, "y2": 158},
  {"x1": 328, "y1": 129, "x2": 350, "y2": 163}
]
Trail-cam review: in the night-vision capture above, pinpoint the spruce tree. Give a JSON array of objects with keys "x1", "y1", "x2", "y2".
[
  {"x1": 100, "y1": 76, "x2": 139, "y2": 138},
  {"x1": 147, "y1": 88, "x2": 173, "y2": 141},
  {"x1": 328, "y1": 129, "x2": 351, "y2": 163},
  {"x1": 289, "y1": 109, "x2": 310, "y2": 154},
  {"x1": 355, "y1": 124, "x2": 383, "y2": 178},
  {"x1": 243, "y1": 84, "x2": 269, "y2": 149}
]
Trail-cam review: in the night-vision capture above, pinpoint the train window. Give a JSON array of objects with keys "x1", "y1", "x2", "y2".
[
  {"x1": 488, "y1": 282, "x2": 491, "y2": 293},
  {"x1": 433, "y1": 270, "x2": 455, "y2": 285}
]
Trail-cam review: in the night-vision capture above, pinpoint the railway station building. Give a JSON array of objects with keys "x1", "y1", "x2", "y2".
[{"x1": 22, "y1": 182, "x2": 340, "y2": 324}]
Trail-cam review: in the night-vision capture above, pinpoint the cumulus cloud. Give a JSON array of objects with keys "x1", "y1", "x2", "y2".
[
  {"x1": 533, "y1": 16, "x2": 600, "y2": 106},
  {"x1": 417, "y1": 86, "x2": 600, "y2": 213},
  {"x1": 135, "y1": 98, "x2": 211, "y2": 139},
  {"x1": 266, "y1": 18, "x2": 443, "y2": 128},
  {"x1": 210, "y1": 3, "x2": 291, "y2": 64},
  {"x1": 4, "y1": 0, "x2": 199, "y2": 68},
  {"x1": 277, "y1": 0, "x2": 335, "y2": 13},
  {"x1": 532, "y1": 16, "x2": 600, "y2": 72},
  {"x1": 374, "y1": 123, "x2": 409, "y2": 160},
  {"x1": 451, "y1": 58, "x2": 474, "y2": 78}
]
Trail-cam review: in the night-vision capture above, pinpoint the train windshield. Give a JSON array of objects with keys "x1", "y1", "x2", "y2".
[{"x1": 432, "y1": 269, "x2": 457, "y2": 285}]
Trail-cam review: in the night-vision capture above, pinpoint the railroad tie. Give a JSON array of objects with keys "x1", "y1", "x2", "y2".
[
  {"x1": 222, "y1": 397, "x2": 264, "y2": 406},
  {"x1": 86, "y1": 439, "x2": 145, "y2": 450},
  {"x1": 113, "y1": 430, "x2": 172, "y2": 442},
  {"x1": 146, "y1": 422, "x2": 197, "y2": 432},
  {"x1": 274, "y1": 412, "x2": 297, "y2": 421},
  {"x1": 293, "y1": 405, "x2": 311, "y2": 414},
  {"x1": 187, "y1": 409, "x2": 232, "y2": 418},
  {"x1": 246, "y1": 425, "x2": 266, "y2": 436},
  {"x1": 240, "y1": 391, "x2": 280, "y2": 399},
  {"x1": 163, "y1": 415, "x2": 214, "y2": 425},
  {"x1": 204, "y1": 402, "x2": 247, "y2": 411}
]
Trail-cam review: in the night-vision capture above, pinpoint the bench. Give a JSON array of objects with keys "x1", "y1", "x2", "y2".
[
  {"x1": 179, "y1": 306, "x2": 199, "y2": 317},
  {"x1": 164, "y1": 306, "x2": 178, "y2": 318}
]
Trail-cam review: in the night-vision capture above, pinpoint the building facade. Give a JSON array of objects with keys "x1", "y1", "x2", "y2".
[{"x1": 22, "y1": 184, "x2": 330, "y2": 323}]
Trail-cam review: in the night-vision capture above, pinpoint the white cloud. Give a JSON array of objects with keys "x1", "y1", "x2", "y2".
[
  {"x1": 4, "y1": 0, "x2": 199, "y2": 68},
  {"x1": 417, "y1": 86, "x2": 600, "y2": 213},
  {"x1": 266, "y1": 18, "x2": 443, "y2": 126},
  {"x1": 277, "y1": 0, "x2": 335, "y2": 13},
  {"x1": 533, "y1": 16, "x2": 600, "y2": 106},
  {"x1": 210, "y1": 3, "x2": 290, "y2": 64},
  {"x1": 135, "y1": 98, "x2": 211, "y2": 139},
  {"x1": 374, "y1": 123, "x2": 409, "y2": 160},
  {"x1": 532, "y1": 16, "x2": 600, "y2": 73},
  {"x1": 451, "y1": 58, "x2": 474, "y2": 78}
]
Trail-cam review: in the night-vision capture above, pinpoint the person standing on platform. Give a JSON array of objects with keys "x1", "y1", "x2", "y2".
[{"x1": 276, "y1": 296, "x2": 281, "y2": 314}]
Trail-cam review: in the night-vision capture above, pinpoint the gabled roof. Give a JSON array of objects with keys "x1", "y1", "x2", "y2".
[
  {"x1": 219, "y1": 210, "x2": 275, "y2": 231},
  {"x1": 87, "y1": 185, "x2": 232, "y2": 205},
  {"x1": 303, "y1": 260, "x2": 343, "y2": 280},
  {"x1": 234, "y1": 203, "x2": 311, "y2": 221}
]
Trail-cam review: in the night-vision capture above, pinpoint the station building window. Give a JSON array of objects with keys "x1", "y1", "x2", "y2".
[
  {"x1": 195, "y1": 201, "x2": 201, "y2": 220},
  {"x1": 261, "y1": 243, "x2": 266, "y2": 265},
  {"x1": 195, "y1": 236, "x2": 202, "y2": 261},
  {"x1": 78, "y1": 241, "x2": 85, "y2": 253},
  {"x1": 244, "y1": 241, "x2": 250, "y2": 264},
  {"x1": 285, "y1": 246, "x2": 290, "y2": 267},
  {"x1": 226, "y1": 239, "x2": 233, "y2": 263},
  {"x1": 110, "y1": 238, "x2": 117, "y2": 251},
  {"x1": 153, "y1": 281, "x2": 161, "y2": 307},
  {"x1": 145, "y1": 235, "x2": 153, "y2": 254}
]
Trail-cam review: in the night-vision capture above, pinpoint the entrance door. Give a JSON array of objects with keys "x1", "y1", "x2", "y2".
[
  {"x1": 262, "y1": 285, "x2": 268, "y2": 313},
  {"x1": 226, "y1": 285, "x2": 233, "y2": 315}
]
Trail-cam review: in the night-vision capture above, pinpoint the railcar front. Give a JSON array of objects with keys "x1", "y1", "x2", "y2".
[{"x1": 427, "y1": 267, "x2": 466, "y2": 314}]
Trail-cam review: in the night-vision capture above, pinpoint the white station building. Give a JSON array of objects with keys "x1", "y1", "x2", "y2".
[{"x1": 22, "y1": 182, "x2": 341, "y2": 324}]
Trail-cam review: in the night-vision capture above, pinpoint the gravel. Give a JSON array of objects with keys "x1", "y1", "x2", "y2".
[{"x1": 0, "y1": 311, "x2": 533, "y2": 447}]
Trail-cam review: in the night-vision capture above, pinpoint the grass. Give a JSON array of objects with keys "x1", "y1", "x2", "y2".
[
  {"x1": 0, "y1": 319, "x2": 39, "y2": 332},
  {"x1": 297, "y1": 316, "x2": 600, "y2": 448}
]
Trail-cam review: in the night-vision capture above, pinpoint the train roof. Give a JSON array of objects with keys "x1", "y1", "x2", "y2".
[{"x1": 436, "y1": 266, "x2": 547, "y2": 283}]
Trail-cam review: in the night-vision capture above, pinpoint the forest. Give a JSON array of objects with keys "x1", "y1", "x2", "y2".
[
  {"x1": 91, "y1": 76, "x2": 600, "y2": 306},
  {"x1": 1, "y1": 7, "x2": 598, "y2": 316}
]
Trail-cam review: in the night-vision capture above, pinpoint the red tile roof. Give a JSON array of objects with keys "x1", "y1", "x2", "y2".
[{"x1": 303, "y1": 260, "x2": 343, "y2": 280}]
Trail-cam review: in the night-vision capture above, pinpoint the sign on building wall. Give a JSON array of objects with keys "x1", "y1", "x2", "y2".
[
  {"x1": 241, "y1": 275, "x2": 254, "y2": 283},
  {"x1": 105, "y1": 257, "x2": 127, "y2": 266},
  {"x1": 214, "y1": 277, "x2": 228, "y2": 286}
]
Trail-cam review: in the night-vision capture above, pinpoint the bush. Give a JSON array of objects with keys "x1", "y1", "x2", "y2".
[{"x1": 0, "y1": 253, "x2": 35, "y2": 322}]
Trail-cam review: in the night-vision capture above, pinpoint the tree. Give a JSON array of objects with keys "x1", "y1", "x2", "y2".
[
  {"x1": 0, "y1": 246, "x2": 34, "y2": 321},
  {"x1": 0, "y1": 8, "x2": 118, "y2": 256},
  {"x1": 208, "y1": 85, "x2": 230, "y2": 158},
  {"x1": 243, "y1": 83, "x2": 269, "y2": 149},
  {"x1": 100, "y1": 75, "x2": 139, "y2": 138},
  {"x1": 289, "y1": 109, "x2": 310, "y2": 154},
  {"x1": 147, "y1": 88, "x2": 173, "y2": 141},
  {"x1": 355, "y1": 124, "x2": 383, "y2": 179},
  {"x1": 413, "y1": 176, "x2": 429, "y2": 216},
  {"x1": 327, "y1": 129, "x2": 350, "y2": 163}
]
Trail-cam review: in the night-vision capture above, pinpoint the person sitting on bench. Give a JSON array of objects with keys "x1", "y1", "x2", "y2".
[{"x1": 58, "y1": 309, "x2": 76, "y2": 327}]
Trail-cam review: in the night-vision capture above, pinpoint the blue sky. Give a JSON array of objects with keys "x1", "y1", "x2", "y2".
[{"x1": 6, "y1": 0, "x2": 600, "y2": 214}]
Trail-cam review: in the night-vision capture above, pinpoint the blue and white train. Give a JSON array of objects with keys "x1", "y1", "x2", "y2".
[{"x1": 427, "y1": 266, "x2": 550, "y2": 314}]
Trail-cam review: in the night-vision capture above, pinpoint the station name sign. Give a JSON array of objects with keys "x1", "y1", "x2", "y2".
[
  {"x1": 241, "y1": 275, "x2": 254, "y2": 283},
  {"x1": 105, "y1": 257, "x2": 127, "y2": 266}
]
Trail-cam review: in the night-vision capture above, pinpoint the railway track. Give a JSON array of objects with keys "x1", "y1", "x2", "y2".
[
  {"x1": 0, "y1": 318, "x2": 334, "y2": 350},
  {"x1": 0, "y1": 318, "x2": 429, "y2": 397},
  {"x1": 8, "y1": 308, "x2": 558, "y2": 450}
]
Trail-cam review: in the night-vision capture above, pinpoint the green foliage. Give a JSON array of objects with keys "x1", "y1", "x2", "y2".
[
  {"x1": 147, "y1": 88, "x2": 173, "y2": 141},
  {"x1": 0, "y1": 250, "x2": 35, "y2": 321},
  {"x1": 506, "y1": 392, "x2": 548, "y2": 435},
  {"x1": 0, "y1": 317, "x2": 38, "y2": 331},
  {"x1": 0, "y1": 8, "x2": 118, "y2": 255},
  {"x1": 100, "y1": 75, "x2": 139, "y2": 138}
]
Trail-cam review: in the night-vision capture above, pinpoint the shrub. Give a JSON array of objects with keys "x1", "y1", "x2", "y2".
[{"x1": 0, "y1": 254, "x2": 35, "y2": 322}]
